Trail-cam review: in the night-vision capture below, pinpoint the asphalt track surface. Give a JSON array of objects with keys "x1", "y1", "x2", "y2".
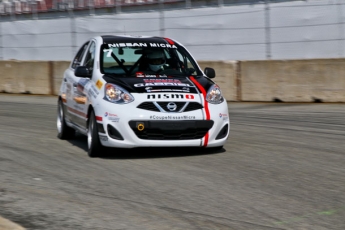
[{"x1": 0, "y1": 94, "x2": 344, "y2": 230}]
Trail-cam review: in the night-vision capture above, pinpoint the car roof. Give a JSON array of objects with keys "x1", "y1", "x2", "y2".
[{"x1": 101, "y1": 35, "x2": 177, "y2": 45}]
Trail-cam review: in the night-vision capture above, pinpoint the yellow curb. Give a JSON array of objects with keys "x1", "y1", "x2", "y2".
[{"x1": 0, "y1": 216, "x2": 25, "y2": 230}]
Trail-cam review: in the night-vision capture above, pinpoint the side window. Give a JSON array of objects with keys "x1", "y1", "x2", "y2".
[
  {"x1": 84, "y1": 42, "x2": 96, "y2": 72},
  {"x1": 71, "y1": 42, "x2": 89, "y2": 69}
]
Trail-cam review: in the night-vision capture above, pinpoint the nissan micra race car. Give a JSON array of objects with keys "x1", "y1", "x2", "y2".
[{"x1": 57, "y1": 35, "x2": 230, "y2": 157}]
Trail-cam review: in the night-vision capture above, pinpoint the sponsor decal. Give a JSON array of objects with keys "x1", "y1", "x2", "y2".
[
  {"x1": 67, "y1": 106, "x2": 87, "y2": 118},
  {"x1": 145, "y1": 74, "x2": 157, "y2": 78},
  {"x1": 182, "y1": 87, "x2": 190, "y2": 92},
  {"x1": 73, "y1": 94, "x2": 87, "y2": 104},
  {"x1": 219, "y1": 113, "x2": 229, "y2": 120},
  {"x1": 145, "y1": 89, "x2": 191, "y2": 93},
  {"x1": 73, "y1": 104, "x2": 83, "y2": 110},
  {"x1": 108, "y1": 43, "x2": 148, "y2": 48},
  {"x1": 150, "y1": 43, "x2": 177, "y2": 48},
  {"x1": 144, "y1": 79, "x2": 180, "y2": 83},
  {"x1": 135, "y1": 79, "x2": 192, "y2": 88},
  {"x1": 150, "y1": 115, "x2": 196, "y2": 120},
  {"x1": 66, "y1": 83, "x2": 72, "y2": 98},
  {"x1": 77, "y1": 78, "x2": 90, "y2": 93},
  {"x1": 135, "y1": 82, "x2": 191, "y2": 87},
  {"x1": 107, "y1": 43, "x2": 177, "y2": 49},
  {"x1": 136, "y1": 72, "x2": 168, "y2": 78},
  {"x1": 146, "y1": 93, "x2": 195, "y2": 100},
  {"x1": 105, "y1": 112, "x2": 120, "y2": 122},
  {"x1": 136, "y1": 72, "x2": 145, "y2": 78},
  {"x1": 96, "y1": 80, "x2": 103, "y2": 90},
  {"x1": 88, "y1": 84, "x2": 100, "y2": 98}
]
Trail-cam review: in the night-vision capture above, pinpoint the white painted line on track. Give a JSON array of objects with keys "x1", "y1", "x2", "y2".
[{"x1": 0, "y1": 215, "x2": 26, "y2": 230}]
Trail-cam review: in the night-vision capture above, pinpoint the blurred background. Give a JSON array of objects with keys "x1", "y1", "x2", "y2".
[{"x1": 0, "y1": 0, "x2": 344, "y2": 61}]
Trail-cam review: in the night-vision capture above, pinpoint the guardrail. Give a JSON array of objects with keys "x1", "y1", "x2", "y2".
[{"x1": 1, "y1": 59, "x2": 344, "y2": 102}]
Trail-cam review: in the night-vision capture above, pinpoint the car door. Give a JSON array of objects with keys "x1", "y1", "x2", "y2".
[
  {"x1": 63, "y1": 41, "x2": 89, "y2": 123},
  {"x1": 70, "y1": 41, "x2": 96, "y2": 128},
  {"x1": 63, "y1": 41, "x2": 90, "y2": 128}
]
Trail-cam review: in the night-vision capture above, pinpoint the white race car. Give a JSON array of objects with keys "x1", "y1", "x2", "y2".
[{"x1": 57, "y1": 35, "x2": 230, "y2": 157}]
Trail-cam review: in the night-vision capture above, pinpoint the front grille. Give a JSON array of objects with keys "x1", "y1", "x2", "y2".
[
  {"x1": 129, "y1": 120, "x2": 214, "y2": 140},
  {"x1": 137, "y1": 102, "x2": 160, "y2": 112},
  {"x1": 137, "y1": 102, "x2": 203, "y2": 112},
  {"x1": 157, "y1": 102, "x2": 185, "y2": 112},
  {"x1": 183, "y1": 102, "x2": 203, "y2": 112}
]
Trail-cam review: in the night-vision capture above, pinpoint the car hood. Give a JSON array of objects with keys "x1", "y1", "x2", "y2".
[{"x1": 102, "y1": 75, "x2": 214, "y2": 94}]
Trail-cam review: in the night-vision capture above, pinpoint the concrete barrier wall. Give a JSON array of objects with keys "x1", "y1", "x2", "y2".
[
  {"x1": 52, "y1": 61, "x2": 70, "y2": 95},
  {"x1": 198, "y1": 61, "x2": 238, "y2": 102},
  {"x1": 240, "y1": 59, "x2": 345, "y2": 102},
  {"x1": 1, "y1": 59, "x2": 344, "y2": 102},
  {"x1": 0, "y1": 61, "x2": 51, "y2": 94}
]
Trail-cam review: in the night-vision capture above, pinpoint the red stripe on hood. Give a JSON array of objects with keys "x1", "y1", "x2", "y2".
[{"x1": 189, "y1": 76, "x2": 210, "y2": 147}]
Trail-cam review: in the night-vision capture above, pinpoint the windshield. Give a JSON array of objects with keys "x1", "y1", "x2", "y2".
[{"x1": 100, "y1": 43, "x2": 202, "y2": 77}]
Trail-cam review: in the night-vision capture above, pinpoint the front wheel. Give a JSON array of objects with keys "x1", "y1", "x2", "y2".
[
  {"x1": 57, "y1": 100, "x2": 75, "y2": 139},
  {"x1": 87, "y1": 110, "x2": 104, "y2": 158}
]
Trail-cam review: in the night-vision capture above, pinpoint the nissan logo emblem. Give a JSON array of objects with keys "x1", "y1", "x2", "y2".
[{"x1": 166, "y1": 102, "x2": 177, "y2": 111}]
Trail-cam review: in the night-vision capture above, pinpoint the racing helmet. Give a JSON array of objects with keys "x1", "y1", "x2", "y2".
[{"x1": 147, "y1": 50, "x2": 166, "y2": 72}]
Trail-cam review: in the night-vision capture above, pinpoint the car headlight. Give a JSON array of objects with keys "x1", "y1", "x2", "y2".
[
  {"x1": 104, "y1": 83, "x2": 134, "y2": 104},
  {"x1": 206, "y1": 84, "x2": 224, "y2": 104}
]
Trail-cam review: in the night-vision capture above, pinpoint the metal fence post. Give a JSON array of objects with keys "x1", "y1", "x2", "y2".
[
  {"x1": 89, "y1": 0, "x2": 95, "y2": 15},
  {"x1": 264, "y1": 0, "x2": 271, "y2": 59},
  {"x1": 10, "y1": 0, "x2": 15, "y2": 21},
  {"x1": 337, "y1": 0, "x2": 344, "y2": 57},
  {"x1": 116, "y1": 0, "x2": 121, "y2": 14},
  {"x1": 0, "y1": 17, "x2": 2, "y2": 60},
  {"x1": 68, "y1": 5, "x2": 77, "y2": 59},
  {"x1": 159, "y1": 0, "x2": 165, "y2": 37},
  {"x1": 186, "y1": 0, "x2": 191, "y2": 9},
  {"x1": 31, "y1": 0, "x2": 38, "y2": 20}
]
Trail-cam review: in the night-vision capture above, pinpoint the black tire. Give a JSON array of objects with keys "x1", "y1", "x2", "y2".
[
  {"x1": 87, "y1": 110, "x2": 104, "y2": 158},
  {"x1": 57, "y1": 100, "x2": 75, "y2": 139}
]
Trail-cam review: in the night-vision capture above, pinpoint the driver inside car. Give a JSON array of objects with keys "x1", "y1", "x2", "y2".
[{"x1": 147, "y1": 50, "x2": 167, "y2": 72}]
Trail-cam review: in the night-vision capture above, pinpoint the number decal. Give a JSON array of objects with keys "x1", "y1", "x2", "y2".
[{"x1": 103, "y1": 49, "x2": 113, "y2": 57}]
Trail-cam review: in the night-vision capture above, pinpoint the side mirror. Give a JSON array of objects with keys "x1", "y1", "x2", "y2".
[
  {"x1": 204, "y1": 67, "x2": 216, "y2": 78},
  {"x1": 75, "y1": 66, "x2": 91, "y2": 78}
]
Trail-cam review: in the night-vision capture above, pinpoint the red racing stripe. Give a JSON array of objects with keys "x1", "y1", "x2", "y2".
[
  {"x1": 190, "y1": 76, "x2": 210, "y2": 147},
  {"x1": 96, "y1": 116, "x2": 103, "y2": 121},
  {"x1": 164, "y1": 37, "x2": 175, "y2": 45}
]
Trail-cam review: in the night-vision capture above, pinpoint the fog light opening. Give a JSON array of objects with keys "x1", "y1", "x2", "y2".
[
  {"x1": 216, "y1": 124, "x2": 229, "y2": 140},
  {"x1": 107, "y1": 125, "x2": 124, "y2": 140}
]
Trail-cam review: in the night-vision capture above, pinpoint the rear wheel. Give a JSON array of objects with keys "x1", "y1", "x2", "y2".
[
  {"x1": 57, "y1": 100, "x2": 75, "y2": 139},
  {"x1": 87, "y1": 110, "x2": 104, "y2": 158}
]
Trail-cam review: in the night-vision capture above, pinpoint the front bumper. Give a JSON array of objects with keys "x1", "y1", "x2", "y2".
[
  {"x1": 128, "y1": 120, "x2": 214, "y2": 140},
  {"x1": 95, "y1": 98, "x2": 230, "y2": 148}
]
